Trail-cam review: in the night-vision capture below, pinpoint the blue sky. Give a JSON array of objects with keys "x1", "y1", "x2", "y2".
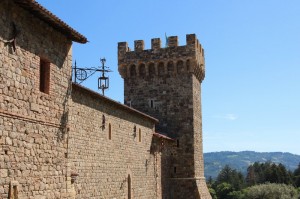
[{"x1": 37, "y1": 0, "x2": 300, "y2": 155}]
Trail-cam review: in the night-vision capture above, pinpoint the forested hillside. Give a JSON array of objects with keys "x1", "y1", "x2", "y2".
[{"x1": 204, "y1": 151, "x2": 300, "y2": 179}]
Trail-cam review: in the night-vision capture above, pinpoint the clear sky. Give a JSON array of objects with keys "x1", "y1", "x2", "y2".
[{"x1": 37, "y1": 0, "x2": 300, "y2": 155}]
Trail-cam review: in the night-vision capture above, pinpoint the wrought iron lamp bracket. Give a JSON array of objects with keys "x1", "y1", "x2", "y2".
[{"x1": 72, "y1": 58, "x2": 112, "y2": 95}]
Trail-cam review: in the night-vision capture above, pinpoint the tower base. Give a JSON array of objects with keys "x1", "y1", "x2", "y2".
[{"x1": 170, "y1": 178, "x2": 212, "y2": 199}]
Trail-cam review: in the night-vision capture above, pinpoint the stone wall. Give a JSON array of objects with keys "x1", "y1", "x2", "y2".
[
  {"x1": 1, "y1": 1, "x2": 212, "y2": 198},
  {"x1": 0, "y1": 0, "x2": 73, "y2": 198},
  {"x1": 69, "y1": 84, "x2": 162, "y2": 199}
]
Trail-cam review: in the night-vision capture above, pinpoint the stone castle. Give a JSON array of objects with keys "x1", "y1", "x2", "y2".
[{"x1": 0, "y1": 0, "x2": 211, "y2": 198}]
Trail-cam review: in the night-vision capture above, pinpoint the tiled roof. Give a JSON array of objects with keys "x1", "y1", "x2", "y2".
[{"x1": 13, "y1": 0, "x2": 87, "y2": 43}]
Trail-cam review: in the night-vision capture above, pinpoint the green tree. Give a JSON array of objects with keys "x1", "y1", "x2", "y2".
[
  {"x1": 246, "y1": 161, "x2": 293, "y2": 186},
  {"x1": 216, "y1": 165, "x2": 245, "y2": 190},
  {"x1": 208, "y1": 187, "x2": 217, "y2": 199},
  {"x1": 227, "y1": 190, "x2": 245, "y2": 199},
  {"x1": 294, "y1": 163, "x2": 300, "y2": 187},
  {"x1": 215, "y1": 182, "x2": 234, "y2": 199},
  {"x1": 244, "y1": 183, "x2": 299, "y2": 199},
  {"x1": 246, "y1": 162, "x2": 268, "y2": 185}
]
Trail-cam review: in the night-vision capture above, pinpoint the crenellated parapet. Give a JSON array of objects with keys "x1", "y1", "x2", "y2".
[{"x1": 118, "y1": 34, "x2": 205, "y2": 82}]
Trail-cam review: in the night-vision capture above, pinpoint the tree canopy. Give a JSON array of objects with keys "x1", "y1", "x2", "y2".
[{"x1": 208, "y1": 162, "x2": 300, "y2": 199}]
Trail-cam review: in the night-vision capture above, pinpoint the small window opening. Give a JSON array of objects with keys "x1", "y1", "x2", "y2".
[
  {"x1": 108, "y1": 123, "x2": 112, "y2": 140},
  {"x1": 102, "y1": 115, "x2": 106, "y2": 130},
  {"x1": 128, "y1": 174, "x2": 131, "y2": 199},
  {"x1": 138, "y1": 128, "x2": 141, "y2": 142},
  {"x1": 13, "y1": 185, "x2": 18, "y2": 198},
  {"x1": 174, "y1": 167, "x2": 177, "y2": 174},
  {"x1": 150, "y1": 99, "x2": 154, "y2": 108},
  {"x1": 5, "y1": 150, "x2": 8, "y2": 155},
  {"x1": 65, "y1": 153, "x2": 68, "y2": 158},
  {"x1": 9, "y1": 183, "x2": 18, "y2": 199},
  {"x1": 176, "y1": 139, "x2": 179, "y2": 148},
  {"x1": 39, "y1": 59, "x2": 50, "y2": 94}
]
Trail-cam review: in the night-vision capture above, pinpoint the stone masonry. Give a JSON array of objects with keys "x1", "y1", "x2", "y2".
[
  {"x1": 69, "y1": 84, "x2": 164, "y2": 199},
  {"x1": 118, "y1": 35, "x2": 212, "y2": 199},
  {"x1": 0, "y1": 0, "x2": 85, "y2": 198},
  {"x1": 1, "y1": 1, "x2": 212, "y2": 198}
]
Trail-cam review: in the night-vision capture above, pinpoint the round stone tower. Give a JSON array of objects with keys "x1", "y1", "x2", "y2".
[{"x1": 118, "y1": 34, "x2": 211, "y2": 199}]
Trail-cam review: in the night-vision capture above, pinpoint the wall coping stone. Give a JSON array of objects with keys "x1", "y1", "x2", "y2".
[{"x1": 72, "y1": 83, "x2": 159, "y2": 124}]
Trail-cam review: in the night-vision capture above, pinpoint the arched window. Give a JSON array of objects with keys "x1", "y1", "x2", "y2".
[
  {"x1": 158, "y1": 62, "x2": 164, "y2": 76},
  {"x1": 167, "y1": 61, "x2": 174, "y2": 74},
  {"x1": 139, "y1": 64, "x2": 146, "y2": 77},
  {"x1": 108, "y1": 123, "x2": 112, "y2": 140},
  {"x1": 130, "y1": 65, "x2": 136, "y2": 77},
  {"x1": 177, "y1": 60, "x2": 184, "y2": 74},
  {"x1": 128, "y1": 174, "x2": 131, "y2": 199},
  {"x1": 148, "y1": 63, "x2": 155, "y2": 77}
]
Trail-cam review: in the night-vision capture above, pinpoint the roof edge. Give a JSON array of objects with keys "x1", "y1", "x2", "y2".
[
  {"x1": 72, "y1": 83, "x2": 159, "y2": 124},
  {"x1": 13, "y1": 0, "x2": 87, "y2": 43},
  {"x1": 153, "y1": 132, "x2": 175, "y2": 141}
]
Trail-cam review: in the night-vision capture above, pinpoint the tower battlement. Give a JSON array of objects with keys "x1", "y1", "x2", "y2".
[{"x1": 118, "y1": 34, "x2": 205, "y2": 82}]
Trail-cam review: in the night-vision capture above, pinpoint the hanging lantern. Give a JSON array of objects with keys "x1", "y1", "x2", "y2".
[
  {"x1": 98, "y1": 75, "x2": 109, "y2": 94},
  {"x1": 72, "y1": 57, "x2": 112, "y2": 96}
]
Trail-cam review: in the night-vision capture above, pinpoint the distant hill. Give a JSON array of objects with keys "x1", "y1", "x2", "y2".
[{"x1": 204, "y1": 151, "x2": 300, "y2": 179}]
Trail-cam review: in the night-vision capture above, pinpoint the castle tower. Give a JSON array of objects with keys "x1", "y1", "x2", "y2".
[{"x1": 118, "y1": 34, "x2": 211, "y2": 199}]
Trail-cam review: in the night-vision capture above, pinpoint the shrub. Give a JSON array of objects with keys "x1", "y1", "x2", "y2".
[{"x1": 244, "y1": 183, "x2": 299, "y2": 199}]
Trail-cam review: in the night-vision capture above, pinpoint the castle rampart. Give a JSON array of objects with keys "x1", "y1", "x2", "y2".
[{"x1": 118, "y1": 34, "x2": 205, "y2": 82}]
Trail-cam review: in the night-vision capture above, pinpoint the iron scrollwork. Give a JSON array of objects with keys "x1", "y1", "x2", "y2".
[{"x1": 72, "y1": 58, "x2": 112, "y2": 95}]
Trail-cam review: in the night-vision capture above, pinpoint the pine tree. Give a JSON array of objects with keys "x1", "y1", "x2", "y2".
[{"x1": 294, "y1": 163, "x2": 300, "y2": 187}]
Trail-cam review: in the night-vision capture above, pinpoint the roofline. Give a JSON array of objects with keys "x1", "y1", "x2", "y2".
[
  {"x1": 13, "y1": 0, "x2": 87, "y2": 44},
  {"x1": 153, "y1": 132, "x2": 175, "y2": 141},
  {"x1": 72, "y1": 83, "x2": 159, "y2": 124}
]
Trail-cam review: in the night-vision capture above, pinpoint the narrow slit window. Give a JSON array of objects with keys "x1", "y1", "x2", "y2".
[
  {"x1": 13, "y1": 185, "x2": 18, "y2": 198},
  {"x1": 138, "y1": 128, "x2": 141, "y2": 142},
  {"x1": 108, "y1": 123, "x2": 112, "y2": 140},
  {"x1": 150, "y1": 99, "x2": 154, "y2": 108},
  {"x1": 174, "y1": 167, "x2": 177, "y2": 174},
  {"x1": 128, "y1": 174, "x2": 131, "y2": 199},
  {"x1": 9, "y1": 183, "x2": 18, "y2": 199},
  {"x1": 39, "y1": 59, "x2": 50, "y2": 94},
  {"x1": 102, "y1": 115, "x2": 106, "y2": 130}
]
